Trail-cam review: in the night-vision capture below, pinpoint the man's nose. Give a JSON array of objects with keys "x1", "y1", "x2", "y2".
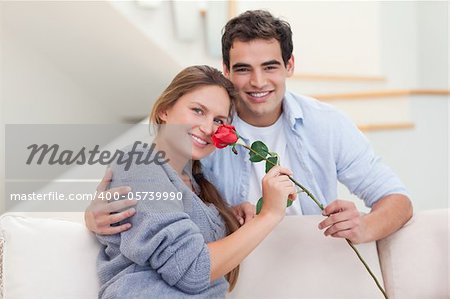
[{"x1": 250, "y1": 70, "x2": 267, "y2": 88}]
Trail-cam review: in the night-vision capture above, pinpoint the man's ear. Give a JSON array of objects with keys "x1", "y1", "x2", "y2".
[
  {"x1": 222, "y1": 63, "x2": 230, "y2": 78},
  {"x1": 286, "y1": 55, "x2": 295, "y2": 77}
]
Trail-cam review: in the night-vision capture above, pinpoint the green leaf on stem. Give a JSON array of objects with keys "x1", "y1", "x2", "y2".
[
  {"x1": 265, "y1": 156, "x2": 278, "y2": 173},
  {"x1": 256, "y1": 197, "x2": 263, "y2": 215},
  {"x1": 287, "y1": 199, "x2": 293, "y2": 207},
  {"x1": 249, "y1": 141, "x2": 269, "y2": 162}
]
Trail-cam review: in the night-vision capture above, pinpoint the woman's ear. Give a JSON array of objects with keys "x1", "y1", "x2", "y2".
[{"x1": 158, "y1": 109, "x2": 168, "y2": 122}]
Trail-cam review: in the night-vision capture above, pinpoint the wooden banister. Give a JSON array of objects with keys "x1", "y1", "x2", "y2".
[
  {"x1": 358, "y1": 122, "x2": 415, "y2": 132},
  {"x1": 312, "y1": 89, "x2": 450, "y2": 101}
]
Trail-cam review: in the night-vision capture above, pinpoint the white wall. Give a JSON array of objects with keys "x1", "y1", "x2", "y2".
[
  {"x1": 2, "y1": 38, "x2": 115, "y2": 124},
  {"x1": 416, "y1": 1, "x2": 449, "y2": 89},
  {"x1": 378, "y1": 1, "x2": 419, "y2": 88},
  {"x1": 236, "y1": 1, "x2": 383, "y2": 77}
]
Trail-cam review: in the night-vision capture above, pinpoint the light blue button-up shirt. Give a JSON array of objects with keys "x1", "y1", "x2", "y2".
[{"x1": 201, "y1": 91, "x2": 408, "y2": 215}]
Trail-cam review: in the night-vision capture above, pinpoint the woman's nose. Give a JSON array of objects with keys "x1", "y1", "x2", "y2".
[{"x1": 199, "y1": 119, "x2": 215, "y2": 135}]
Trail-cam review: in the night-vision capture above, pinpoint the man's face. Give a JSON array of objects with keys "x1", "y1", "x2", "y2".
[{"x1": 223, "y1": 38, "x2": 294, "y2": 127}]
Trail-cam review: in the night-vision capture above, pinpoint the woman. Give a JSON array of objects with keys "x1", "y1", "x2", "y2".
[{"x1": 96, "y1": 65, "x2": 296, "y2": 298}]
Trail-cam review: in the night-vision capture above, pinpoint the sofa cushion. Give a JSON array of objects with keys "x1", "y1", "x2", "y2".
[
  {"x1": 0, "y1": 213, "x2": 99, "y2": 299},
  {"x1": 377, "y1": 209, "x2": 449, "y2": 299}
]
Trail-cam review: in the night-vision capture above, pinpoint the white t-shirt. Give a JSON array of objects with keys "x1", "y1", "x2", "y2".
[{"x1": 235, "y1": 115, "x2": 302, "y2": 215}]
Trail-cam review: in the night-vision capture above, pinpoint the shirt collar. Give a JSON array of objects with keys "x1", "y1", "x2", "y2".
[{"x1": 282, "y1": 91, "x2": 304, "y2": 130}]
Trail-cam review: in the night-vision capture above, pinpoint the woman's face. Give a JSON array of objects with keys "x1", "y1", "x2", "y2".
[{"x1": 159, "y1": 85, "x2": 231, "y2": 160}]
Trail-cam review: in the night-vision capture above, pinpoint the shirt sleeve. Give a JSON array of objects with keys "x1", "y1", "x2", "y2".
[
  {"x1": 333, "y1": 111, "x2": 409, "y2": 207},
  {"x1": 110, "y1": 159, "x2": 212, "y2": 294}
]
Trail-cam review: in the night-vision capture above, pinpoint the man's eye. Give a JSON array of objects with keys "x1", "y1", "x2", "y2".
[
  {"x1": 235, "y1": 68, "x2": 249, "y2": 72},
  {"x1": 265, "y1": 65, "x2": 278, "y2": 70}
]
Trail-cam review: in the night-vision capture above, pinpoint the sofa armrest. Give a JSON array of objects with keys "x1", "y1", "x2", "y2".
[{"x1": 0, "y1": 213, "x2": 99, "y2": 299}]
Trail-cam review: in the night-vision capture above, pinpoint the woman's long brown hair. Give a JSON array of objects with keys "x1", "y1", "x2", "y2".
[{"x1": 150, "y1": 65, "x2": 240, "y2": 290}]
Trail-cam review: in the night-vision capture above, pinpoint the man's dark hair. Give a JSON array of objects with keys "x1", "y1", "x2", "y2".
[{"x1": 221, "y1": 10, "x2": 293, "y2": 69}]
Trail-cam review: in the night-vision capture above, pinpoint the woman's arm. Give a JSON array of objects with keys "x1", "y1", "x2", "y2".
[{"x1": 119, "y1": 210, "x2": 213, "y2": 294}]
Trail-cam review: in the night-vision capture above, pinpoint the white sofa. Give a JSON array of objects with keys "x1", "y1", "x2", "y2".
[{"x1": 0, "y1": 210, "x2": 448, "y2": 299}]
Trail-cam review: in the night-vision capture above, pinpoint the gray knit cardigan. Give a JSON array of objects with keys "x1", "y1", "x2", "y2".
[{"x1": 96, "y1": 148, "x2": 228, "y2": 299}]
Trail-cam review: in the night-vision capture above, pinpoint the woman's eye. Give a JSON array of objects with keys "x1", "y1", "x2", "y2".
[
  {"x1": 192, "y1": 108, "x2": 203, "y2": 114},
  {"x1": 214, "y1": 119, "x2": 224, "y2": 125}
]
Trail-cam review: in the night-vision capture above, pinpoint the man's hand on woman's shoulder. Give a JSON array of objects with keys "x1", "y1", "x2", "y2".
[{"x1": 84, "y1": 168, "x2": 137, "y2": 235}]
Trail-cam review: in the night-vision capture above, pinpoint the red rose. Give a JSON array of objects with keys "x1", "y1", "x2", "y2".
[{"x1": 212, "y1": 124, "x2": 238, "y2": 148}]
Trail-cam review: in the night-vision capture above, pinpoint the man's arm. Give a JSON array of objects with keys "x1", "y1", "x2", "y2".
[
  {"x1": 322, "y1": 107, "x2": 413, "y2": 243},
  {"x1": 318, "y1": 194, "x2": 412, "y2": 244},
  {"x1": 85, "y1": 169, "x2": 254, "y2": 234}
]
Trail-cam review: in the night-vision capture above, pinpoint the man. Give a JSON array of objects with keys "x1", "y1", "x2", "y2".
[{"x1": 85, "y1": 10, "x2": 412, "y2": 244}]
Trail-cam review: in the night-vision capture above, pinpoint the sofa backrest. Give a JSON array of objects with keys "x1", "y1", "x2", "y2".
[
  {"x1": 227, "y1": 215, "x2": 383, "y2": 298},
  {"x1": 0, "y1": 212, "x2": 385, "y2": 299}
]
